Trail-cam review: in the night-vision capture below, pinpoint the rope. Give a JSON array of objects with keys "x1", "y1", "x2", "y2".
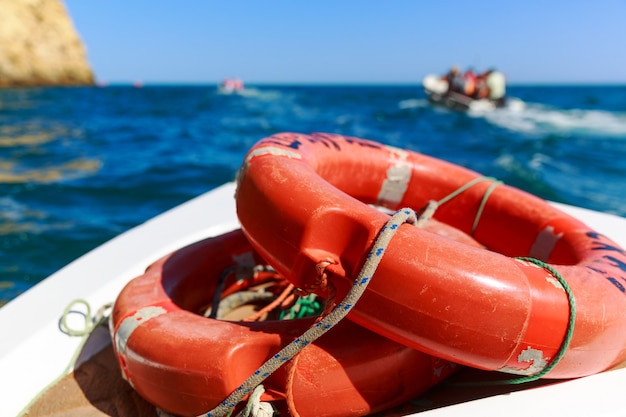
[
  {"x1": 242, "y1": 284, "x2": 295, "y2": 322},
  {"x1": 202, "y1": 208, "x2": 419, "y2": 417},
  {"x1": 435, "y1": 176, "x2": 575, "y2": 385},
  {"x1": 508, "y1": 258, "x2": 576, "y2": 383},
  {"x1": 16, "y1": 299, "x2": 111, "y2": 417},
  {"x1": 234, "y1": 385, "x2": 273, "y2": 417},
  {"x1": 454, "y1": 257, "x2": 576, "y2": 386},
  {"x1": 414, "y1": 200, "x2": 438, "y2": 228},
  {"x1": 470, "y1": 180, "x2": 500, "y2": 235},
  {"x1": 435, "y1": 176, "x2": 502, "y2": 236},
  {"x1": 59, "y1": 299, "x2": 111, "y2": 373},
  {"x1": 208, "y1": 266, "x2": 238, "y2": 319},
  {"x1": 208, "y1": 266, "x2": 279, "y2": 319},
  {"x1": 209, "y1": 291, "x2": 277, "y2": 319}
]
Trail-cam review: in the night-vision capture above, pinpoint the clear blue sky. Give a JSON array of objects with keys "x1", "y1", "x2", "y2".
[{"x1": 63, "y1": 0, "x2": 626, "y2": 85}]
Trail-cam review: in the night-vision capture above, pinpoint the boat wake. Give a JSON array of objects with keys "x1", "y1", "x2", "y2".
[
  {"x1": 398, "y1": 98, "x2": 430, "y2": 109},
  {"x1": 220, "y1": 87, "x2": 283, "y2": 101},
  {"x1": 474, "y1": 101, "x2": 626, "y2": 137}
]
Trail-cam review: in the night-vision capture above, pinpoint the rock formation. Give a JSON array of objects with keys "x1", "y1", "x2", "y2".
[{"x1": 0, "y1": 0, "x2": 94, "y2": 87}]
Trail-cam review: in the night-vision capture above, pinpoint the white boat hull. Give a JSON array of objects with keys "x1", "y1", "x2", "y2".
[{"x1": 2, "y1": 182, "x2": 626, "y2": 416}]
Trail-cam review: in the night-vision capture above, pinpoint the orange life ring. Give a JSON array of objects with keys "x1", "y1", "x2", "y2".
[
  {"x1": 236, "y1": 132, "x2": 626, "y2": 379},
  {"x1": 111, "y1": 229, "x2": 458, "y2": 417}
]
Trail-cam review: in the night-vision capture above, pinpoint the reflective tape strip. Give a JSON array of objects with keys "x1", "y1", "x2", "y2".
[
  {"x1": 237, "y1": 146, "x2": 303, "y2": 192},
  {"x1": 377, "y1": 146, "x2": 411, "y2": 206},
  {"x1": 114, "y1": 306, "x2": 167, "y2": 355},
  {"x1": 245, "y1": 146, "x2": 302, "y2": 163},
  {"x1": 529, "y1": 226, "x2": 563, "y2": 261}
]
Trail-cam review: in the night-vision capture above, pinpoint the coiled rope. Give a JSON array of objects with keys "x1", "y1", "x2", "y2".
[{"x1": 16, "y1": 299, "x2": 111, "y2": 417}]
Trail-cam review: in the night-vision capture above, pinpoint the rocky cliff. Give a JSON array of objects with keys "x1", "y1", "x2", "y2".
[{"x1": 0, "y1": 0, "x2": 94, "y2": 87}]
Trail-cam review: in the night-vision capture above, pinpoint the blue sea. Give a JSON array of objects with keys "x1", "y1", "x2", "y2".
[{"x1": 1, "y1": 84, "x2": 626, "y2": 306}]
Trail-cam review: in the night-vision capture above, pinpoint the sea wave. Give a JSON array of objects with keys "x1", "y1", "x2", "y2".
[
  {"x1": 475, "y1": 104, "x2": 626, "y2": 137},
  {"x1": 0, "y1": 158, "x2": 101, "y2": 184},
  {"x1": 397, "y1": 98, "x2": 429, "y2": 109},
  {"x1": 2, "y1": 84, "x2": 626, "y2": 307},
  {"x1": 218, "y1": 87, "x2": 284, "y2": 101},
  {"x1": 477, "y1": 101, "x2": 626, "y2": 137},
  {"x1": 0, "y1": 197, "x2": 74, "y2": 235}
]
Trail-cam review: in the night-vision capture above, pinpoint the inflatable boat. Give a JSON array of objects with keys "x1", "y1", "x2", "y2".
[{"x1": 423, "y1": 73, "x2": 507, "y2": 111}]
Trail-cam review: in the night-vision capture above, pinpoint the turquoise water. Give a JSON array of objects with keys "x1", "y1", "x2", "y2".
[{"x1": 1, "y1": 84, "x2": 625, "y2": 305}]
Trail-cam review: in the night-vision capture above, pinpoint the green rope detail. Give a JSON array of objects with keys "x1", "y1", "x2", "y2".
[
  {"x1": 279, "y1": 294, "x2": 323, "y2": 320},
  {"x1": 435, "y1": 176, "x2": 502, "y2": 236},
  {"x1": 455, "y1": 257, "x2": 576, "y2": 387}
]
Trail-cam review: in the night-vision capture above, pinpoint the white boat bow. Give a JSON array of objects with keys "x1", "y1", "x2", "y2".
[{"x1": 2, "y1": 182, "x2": 626, "y2": 417}]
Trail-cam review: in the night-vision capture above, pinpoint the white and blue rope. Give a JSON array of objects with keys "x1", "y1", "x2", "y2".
[{"x1": 202, "y1": 208, "x2": 418, "y2": 417}]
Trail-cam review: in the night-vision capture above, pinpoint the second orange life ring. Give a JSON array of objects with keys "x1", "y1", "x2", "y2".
[
  {"x1": 111, "y1": 229, "x2": 458, "y2": 417},
  {"x1": 236, "y1": 132, "x2": 626, "y2": 379}
]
